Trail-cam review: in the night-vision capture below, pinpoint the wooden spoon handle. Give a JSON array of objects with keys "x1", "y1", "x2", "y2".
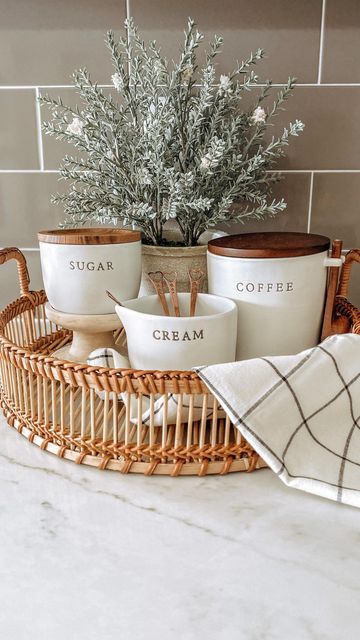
[{"x1": 163, "y1": 271, "x2": 180, "y2": 317}]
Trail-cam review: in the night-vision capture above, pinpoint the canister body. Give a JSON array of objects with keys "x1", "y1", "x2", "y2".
[
  {"x1": 39, "y1": 239, "x2": 142, "y2": 314},
  {"x1": 207, "y1": 250, "x2": 329, "y2": 359}
]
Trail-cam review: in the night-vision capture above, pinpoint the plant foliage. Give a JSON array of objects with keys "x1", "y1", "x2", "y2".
[{"x1": 40, "y1": 18, "x2": 304, "y2": 246}]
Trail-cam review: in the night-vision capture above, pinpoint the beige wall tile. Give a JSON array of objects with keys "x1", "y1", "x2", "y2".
[
  {"x1": 0, "y1": 251, "x2": 43, "y2": 309},
  {"x1": 0, "y1": 173, "x2": 65, "y2": 247},
  {"x1": 322, "y1": 0, "x2": 360, "y2": 83},
  {"x1": 130, "y1": 0, "x2": 322, "y2": 83},
  {"x1": 310, "y1": 173, "x2": 360, "y2": 248},
  {"x1": 0, "y1": 90, "x2": 38, "y2": 169},
  {"x1": 41, "y1": 88, "x2": 118, "y2": 170},
  {"x1": 0, "y1": 1, "x2": 124, "y2": 85},
  {"x1": 222, "y1": 173, "x2": 311, "y2": 235},
  {"x1": 348, "y1": 269, "x2": 360, "y2": 307},
  {"x1": 271, "y1": 87, "x2": 360, "y2": 170}
]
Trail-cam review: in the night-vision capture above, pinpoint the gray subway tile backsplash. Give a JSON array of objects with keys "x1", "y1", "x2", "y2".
[{"x1": 0, "y1": 0, "x2": 359, "y2": 307}]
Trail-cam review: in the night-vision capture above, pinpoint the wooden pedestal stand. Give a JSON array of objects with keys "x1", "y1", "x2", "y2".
[{"x1": 45, "y1": 303, "x2": 121, "y2": 363}]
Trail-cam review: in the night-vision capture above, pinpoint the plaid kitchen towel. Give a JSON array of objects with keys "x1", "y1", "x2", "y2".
[{"x1": 196, "y1": 334, "x2": 360, "y2": 508}]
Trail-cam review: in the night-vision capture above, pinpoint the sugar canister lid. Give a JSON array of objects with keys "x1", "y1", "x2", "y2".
[
  {"x1": 207, "y1": 232, "x2": 331, "y2": 258},
  {"x1": 38, "y1": 228, "x2": 141, "y2": 245}
]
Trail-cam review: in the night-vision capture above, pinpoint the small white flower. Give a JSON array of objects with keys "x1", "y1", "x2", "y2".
[
  {"x1": 251, "y1": 106, "x2": 266, "y2": 125},
  {"x1": 66, "y1": 117, "x2": 84, "y2": 136},
  {"x1": 112, "y1": 72, "x2": 123, "y2": 91},
  {"x1": 200, "y1": 155, "x2": 211, "y2": 170},
  {"x1": 219, "y1": 74, "x2": 232, "y2": 94}
]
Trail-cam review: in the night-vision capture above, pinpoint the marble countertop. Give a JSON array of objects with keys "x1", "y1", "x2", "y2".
[{"x1": 0, "y1": 413, "x2": 359, "y2": 640}]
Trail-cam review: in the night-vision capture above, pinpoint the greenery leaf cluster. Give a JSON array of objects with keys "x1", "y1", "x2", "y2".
[{"x1": 40, "y1": 18, "x2": 304, "y2": 246}]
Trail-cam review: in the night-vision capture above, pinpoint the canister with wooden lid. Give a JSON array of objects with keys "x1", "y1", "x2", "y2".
[
  {"x1": 207, "y1": 232, "x2": 343, "y2": 360},
  {"x1": 38, "y1": 228, "x2": 142, "y2": 315}
]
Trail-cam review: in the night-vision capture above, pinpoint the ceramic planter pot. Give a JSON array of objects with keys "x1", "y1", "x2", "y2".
[
  {"x1": 207, "y1": 232, "x2": 344, "y2": 360},
  {"x1": 140, "y1": 229, "x2": 226, "y2": 295},
  {"x1": 38, "y1": 228, "x2": 142, "y2": 315},
  {"x1": 115, "y1": 292, "x2": 237, "y2": 370}
]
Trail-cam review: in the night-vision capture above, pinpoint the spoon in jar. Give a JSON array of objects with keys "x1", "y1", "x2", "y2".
[
  {"x1": 106, "y1": 290, "x2": 124, "y2": 307},
  {"x1": 163, "y1": 271, "x2": 181, "y2": 317},
  {"x1": 147, "y1": 271, "x2": 170, "y2": 316},
  {"x1": 189, "y1": 268, "x2": 205, "y2": 316},
  {"x1": 106, "y1": 290, "x2": 123, "y2": 306}
]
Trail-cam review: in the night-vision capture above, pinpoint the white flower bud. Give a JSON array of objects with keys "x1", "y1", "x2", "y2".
[
  {"x1": 251, "y1": 106, "x2": 266, "y2": 125},
  {"x1": 66, "y1": 117, "x2": 84, "y2": 136}
]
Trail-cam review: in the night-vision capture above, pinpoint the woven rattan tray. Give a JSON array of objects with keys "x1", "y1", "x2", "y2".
[{"x1": 0, "y1": 247, "x2": 359, "y2": 476}]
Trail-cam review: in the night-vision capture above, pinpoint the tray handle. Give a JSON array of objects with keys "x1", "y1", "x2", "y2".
[
  {"x1": 337, "y1": 248, "x2": 360, "y2": 299},
  {"x1": 0, "y1": 247, "x2": 34, "y2": 303}
]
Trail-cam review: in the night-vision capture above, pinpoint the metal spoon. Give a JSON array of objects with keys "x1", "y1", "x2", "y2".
[
  {"x1": 106, "y1": 290, "x2": 123, "y2": 306},
  {"x1": 163, "y1": 271, "x2": 180, "y2": 317},
  {"x1": 147, "y1": 271, "x2": 170, "y2": 316},
  {"x1": 188, "y1": 268, "x2": 205, "y2": 316}
]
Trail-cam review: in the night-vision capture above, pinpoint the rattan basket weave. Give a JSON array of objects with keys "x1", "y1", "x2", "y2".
[{"x1": 0, "y1": 247, "x2": 359, "y2": 476}]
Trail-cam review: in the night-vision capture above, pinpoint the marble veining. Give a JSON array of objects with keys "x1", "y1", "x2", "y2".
[{"x1": 0, "y1": 413, "x2": 359, "y2": 640}]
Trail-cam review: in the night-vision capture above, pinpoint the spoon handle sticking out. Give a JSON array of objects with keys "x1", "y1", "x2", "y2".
[
  {"x1": 147, "y1": 271, "x2": 170, "y2": 316},
  {"x1": 106, "y1": 290, "x2": 123, "y2": 306},
  {"x1": 189, "y1": 268, "x2": 204, "y2": 316},
  {"x1": 163, "y1": 271, "x2": 180, "y2": 317}
]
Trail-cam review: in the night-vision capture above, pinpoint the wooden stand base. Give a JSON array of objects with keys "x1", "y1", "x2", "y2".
[{"x1": 45, "y1": 303, "x2": 121, "y2": 363}]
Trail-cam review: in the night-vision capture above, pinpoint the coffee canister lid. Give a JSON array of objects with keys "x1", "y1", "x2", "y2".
[
  {"x1": 38, "y1": 228, "x2": 141, "y2": 245},
  {"x1": 208, "y1": 232, "x2": 331, "y2": 258}
]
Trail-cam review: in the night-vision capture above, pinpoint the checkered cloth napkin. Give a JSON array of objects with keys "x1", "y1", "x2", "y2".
[{"x1": 196, "y1": 334, "x2": 360, "y2": 508}]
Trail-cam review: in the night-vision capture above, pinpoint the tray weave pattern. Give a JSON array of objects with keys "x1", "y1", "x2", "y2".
[{"x1": 0, "y1": 247, "x2": 359, "y2": 476}]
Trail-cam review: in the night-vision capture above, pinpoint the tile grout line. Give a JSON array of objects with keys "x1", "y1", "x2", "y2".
[
  {"x1": 1, "y1": 169, "x2": 360, "y2": 174},
  {"x1": 306, "y1": 171, "x2": 314, "y2": 233},
  {"x1": 34, "y1": 88, "x2": 44, "y2": 171},
  {"x1": 2, "y1": 83, "x2": 360, "y2": 90},
  {"x1": 125, "y1": 0, "x2": 131, "y2": 19},
  {"x1": 317, "y1": 0, "x2": 327, "y2": 84}
]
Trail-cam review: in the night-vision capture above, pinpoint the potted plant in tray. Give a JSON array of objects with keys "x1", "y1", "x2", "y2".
[{"x1": 40, "y1": 18, "x2": 304, "y2": 293}]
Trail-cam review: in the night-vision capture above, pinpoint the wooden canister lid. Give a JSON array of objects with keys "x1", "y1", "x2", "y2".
[
  {"x1": 208, "y1": 232, "x2": 331, "y2": 258},
  {"x1": 38, "y1": 228, "x2": 141, "y2": 245}
]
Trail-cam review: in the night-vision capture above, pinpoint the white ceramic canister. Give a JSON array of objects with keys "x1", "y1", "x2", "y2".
[
  {"x1": 115, "y1": 292, "x2": 237, "y2": 370},
  {"x1": 38, "y1": 228, "x2": 142, "y2": 314},
  {"x1": 207, "y1": 232, "x2": 343, "y2": 360}
]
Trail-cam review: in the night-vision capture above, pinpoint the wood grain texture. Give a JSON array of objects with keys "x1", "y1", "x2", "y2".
[
  {"x1": 38, "y1": 228, "x2": 141, "y2": 245},
  {"x1": 208, "y1": 232, "x2": 331, "y2": 258}
]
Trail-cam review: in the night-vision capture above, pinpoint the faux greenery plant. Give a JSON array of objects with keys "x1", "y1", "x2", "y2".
[{"x1": 40, "y1": 18, "x2": 304, "y2": 246}]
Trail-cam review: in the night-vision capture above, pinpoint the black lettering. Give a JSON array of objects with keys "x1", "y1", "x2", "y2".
[{"x1": 193, "y1": 329, "x2": 204, "y2": 340}]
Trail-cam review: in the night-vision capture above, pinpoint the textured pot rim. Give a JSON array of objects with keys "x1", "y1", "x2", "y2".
[{"x1": 142, "y1": 243, "x2": 207, "y2": 257}]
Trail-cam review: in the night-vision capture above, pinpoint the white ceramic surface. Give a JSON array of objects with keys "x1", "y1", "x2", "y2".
[
  {"x1": 207, "y1": 250, "x2": 343, "y2": 360},
  {"x1": 39, "y1": 240, "x2": 142, "y2": 315},
  {"x1": 115, "y1": 292, "x2": 237, "y2": 370},
  {"x1": 0, "y1": 415, "x2": 358, "y2": 640}
]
